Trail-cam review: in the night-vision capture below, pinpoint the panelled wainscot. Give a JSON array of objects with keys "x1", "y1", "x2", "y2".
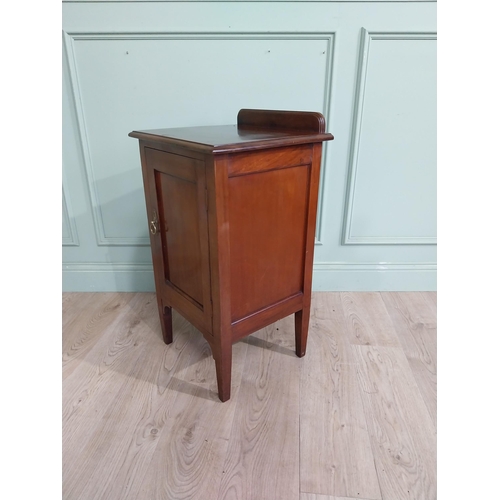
[{"x1": 129, "y1": 109, "x2": 333, "y2": 401}]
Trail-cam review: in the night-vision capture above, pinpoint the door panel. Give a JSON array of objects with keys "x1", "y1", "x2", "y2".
[{"x1": 156, "y1": 170, "x2": 204, "y2": 305}]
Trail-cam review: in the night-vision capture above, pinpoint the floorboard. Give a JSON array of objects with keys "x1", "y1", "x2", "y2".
[
  {"x1": 382, "y1": 292, "x2": 437, "y2": 428},
  {"x1": 218, "y1": 317, "x2": 300, "y2": 500},
  {"x1": 353, "y1": 344, "x2": 437, "y2": 500},
  {"x1": 300, "y1": 293, "x2": 380, "y2": 499},
  {"x1": 340, "y1": 292, "x2": 401, "y2": 347},
  {"x1": 301, "y1": 494, "x2": 375, "y2": 500}
]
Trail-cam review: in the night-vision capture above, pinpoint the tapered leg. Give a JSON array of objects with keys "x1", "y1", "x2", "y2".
[
  {"x1": 213, "y1": 340, "x2": 232, "y2": 402},
  {"x1": 295, "y1": 307, "x2": 310, "y2": 357},
  {"x1": 160, "y1": 306, "x2": 173, "y2": 345}
]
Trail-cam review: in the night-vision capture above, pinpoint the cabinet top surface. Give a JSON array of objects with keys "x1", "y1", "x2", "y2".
[{"x1": 129, "y1": 109, "x2": 333, "y2": 154}]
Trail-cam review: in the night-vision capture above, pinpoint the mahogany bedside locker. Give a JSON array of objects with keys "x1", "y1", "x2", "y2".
[{"x1": 129, "y1": 109, "x2": 333, "y2": 401}]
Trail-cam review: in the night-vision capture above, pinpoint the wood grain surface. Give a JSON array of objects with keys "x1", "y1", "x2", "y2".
[
  {"x1": 219, "y1": 318, "x2": 300, "y2": 500},
  {"x1": 340, "y1": 292, "x2": 401, "y2": 347},
  {"x1": 301, "y1": 494, "x2": 375, "y2": 500},
  {"x1": 63, "y1": 292, "x2": 437, "y2": 500},
  {"x1": 300, "y1": 293, "x2": 380, "y2": 499},
  {"x1": 353, "y1": 345, "x2": 437, "y2": 500},
  {"x1": 381, "y1": 292, "x2": 437, "y2": 428}
]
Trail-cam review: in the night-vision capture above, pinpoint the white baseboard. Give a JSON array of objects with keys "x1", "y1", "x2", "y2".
[
  {"x1": 63, "y1": 263, "x2": 155, "y2": 292},
  {"x1": 63, "y1": 262, "x2": 436, "y2": 292},
  {"x1": 313, "y1": 262, "x2": 436, "y2": 291}
]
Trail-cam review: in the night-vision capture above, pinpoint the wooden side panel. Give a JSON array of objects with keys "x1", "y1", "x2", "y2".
[{"x1": 228, "y1": 156, "x2": 311, "y2": 323}]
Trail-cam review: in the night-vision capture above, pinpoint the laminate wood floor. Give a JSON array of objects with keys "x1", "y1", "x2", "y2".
[{"x1": 62, "y1": 292, "x2": 436, "y2": 500}]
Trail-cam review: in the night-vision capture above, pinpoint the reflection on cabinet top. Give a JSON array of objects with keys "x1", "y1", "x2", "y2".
[{"x1": 129, "y1": 109, "x2": 334, "y2": 155}]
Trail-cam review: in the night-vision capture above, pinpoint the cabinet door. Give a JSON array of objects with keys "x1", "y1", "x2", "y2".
[{"x1": 143, "y1": 147, "x2": 212, "y2": 335}]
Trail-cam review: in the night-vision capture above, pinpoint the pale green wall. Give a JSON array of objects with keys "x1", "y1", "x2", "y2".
[{"x1": 62, "y1": 0, "x2": 437, "y2": 292}]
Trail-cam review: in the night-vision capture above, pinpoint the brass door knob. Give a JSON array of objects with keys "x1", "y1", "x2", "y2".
[{"x1": 150, "y1": 210, "x2": 158, "y2": 235}]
